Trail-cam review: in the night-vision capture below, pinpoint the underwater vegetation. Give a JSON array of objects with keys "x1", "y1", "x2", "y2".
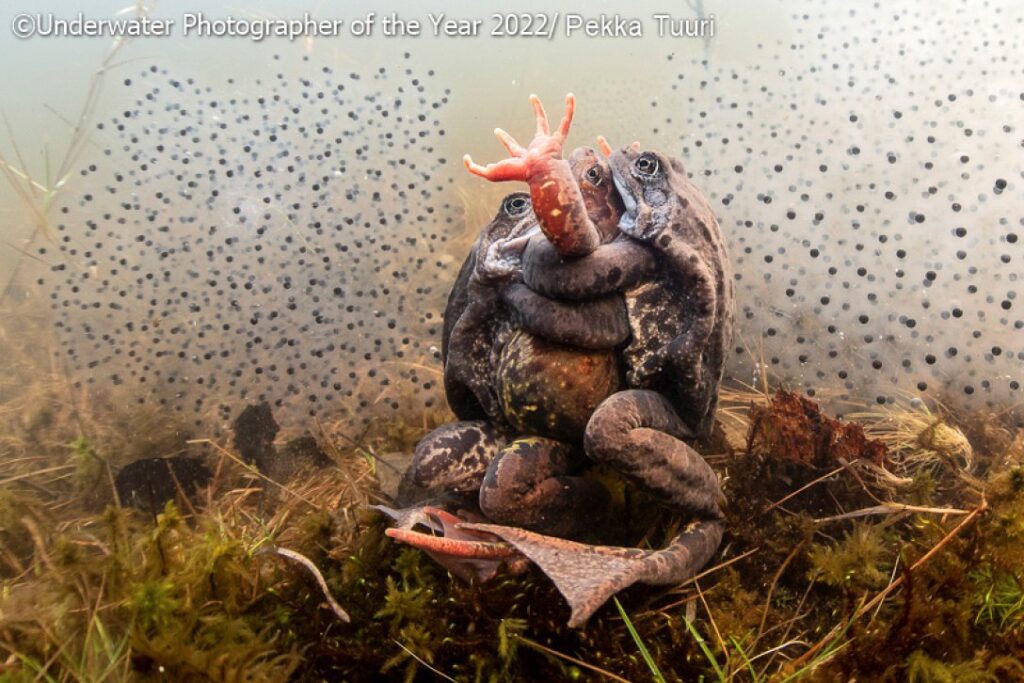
[{"x1": 2, "y1": 296, "x2": 1024, "y2": 681}]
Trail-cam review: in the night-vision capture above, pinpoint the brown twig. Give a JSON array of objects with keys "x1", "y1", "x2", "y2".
[
  {"x1": 814, "y1": 503, "x2": 971, "y2": 524},
  {"x1": 652, "y1": 547, "x2": 760, "y2": 613},
  {"x1": 255, "y1": 546, "x2": 350, "y2": 622},
  {"x1": 187, "y1": 438, "x2": 323, "y2": 510},
  {"x1": 764, "y1": 465, "x2": 845, "y2": 512},
  {"x1": 514, "y1": 634, "x2": 631, "y2": 683},
  {"x1": 696, "y1": 580, "x2": 727, "y2": 666},
  {"x1": 759, "y1": 581, "x2": 816, "y2": 678},
  {"x1": 756, "y1": 541, "x2": 806, "y2": 647}
]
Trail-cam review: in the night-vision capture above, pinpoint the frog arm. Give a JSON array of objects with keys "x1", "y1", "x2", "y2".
[
  {"x1": 521, "y1": 234, "x2": 657, "y2": 300},
  {"x1": 444, "y1": 293, "x2": 503, "y2": 421},
  {"x1": 628, "y1": 236, "x2": 721, "y2": 438},
  {"x1": 441, "y1": 237, "x2": 480, "y2": 365},
  {"x1": 502, "y1": 283, "x2": 630, "y2": 350}
]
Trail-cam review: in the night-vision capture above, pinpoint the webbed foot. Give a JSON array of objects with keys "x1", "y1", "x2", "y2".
[
  {"x1": 379, "y1": 503, "x2": 722, "y2": 627},
  {"x1": 463, "y1": 94, "x2": 575, "y2": 183},
  {"x1": 378, "y1": 505, "x2": 529, "y2": 582},
  {"x1": 461, "y1": 520, "x2": 724, "y2": 627}
]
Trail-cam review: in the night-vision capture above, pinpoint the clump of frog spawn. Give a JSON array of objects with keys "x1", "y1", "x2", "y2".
[{"x1": 4, "y1": 190, "x2": 1024, "y2": 682}]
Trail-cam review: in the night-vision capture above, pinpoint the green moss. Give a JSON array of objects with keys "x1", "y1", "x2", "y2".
[
  {"x1": 66, "y1": 436, "x2": 103, "y2": 488},
  {"x1": 375, "y1": 576, "x2": 435, "y2": 633},
  {"x1": 903, "y1": 649, "x2": 1015, "y2": 683},
  {"x1": 129, "y1": 579, "x2": 180, "y2": 632},
  {"x1": 808, "y1": 522, "x2": 890, "y2": 592},
  {"x1": 970, "y1": 564, "x2": 1024, "y2": 632},
  {"x1": 5, "y1": 391, "x2": 1024, "y2": 681}
]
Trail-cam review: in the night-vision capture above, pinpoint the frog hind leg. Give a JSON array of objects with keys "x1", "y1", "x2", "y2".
[
  {"x1": 392, "y1": 392, "x2": 723, "y2": 626},
  {"x1": 479, "y1": 437, "x2": 611, "y2": 538},
  {"x1": 461, "y1": 389, "x2": 724, "y2": 627},
  {"x1": 380, "y1": 506, "x2": 529, "y2": 583},
  {"x1": 584, "y1": 389, "x2": 722, "y2": 519},
  {"x1": 459, "y1": 520, "x2": 722, "y2": 627},
  {"x1": 397, "y1": 420, "x2": 504, "y2": 506}
]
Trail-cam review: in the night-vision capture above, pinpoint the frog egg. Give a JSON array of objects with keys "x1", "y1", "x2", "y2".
[
  {"x1": 32, "y1": 1, "x2": 1024, "y2": 430},
  {"x1": 41, "y1": 54, "x2": 457, "y2": 429}
]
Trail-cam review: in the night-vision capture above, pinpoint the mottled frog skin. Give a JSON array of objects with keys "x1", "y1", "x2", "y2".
[
  {"x1": 608, "y1": 146, "x2": 734, "y2": 438},
  {"x1": 441, "y1": 190, "x2": 634, "y2": 439},
  {"x1": 388, "y1": 95, "x2": 733, "y2": 628}
]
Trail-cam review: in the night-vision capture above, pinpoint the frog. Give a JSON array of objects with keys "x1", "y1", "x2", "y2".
[
  {"x1": 384, "y1": 94, "x2": 733, "y2": 628},
  {"x1": 397, "y1": 188, "x2": 626, "y2": 538},
  {"x1": 398, "y1": 97, "x2": 643, "y2": 516}
]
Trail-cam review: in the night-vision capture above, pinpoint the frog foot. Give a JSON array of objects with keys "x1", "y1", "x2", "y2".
[
  {"x1": 463, "y1": 93, "x2": 575, "y2": 183},
  {"x1": 460, "y1": 520, "x2": 724, "y2": 628},
  {"x1": 383, "y1": 505, "x2": 722, "y2": 628},
  {"x1": 380, "y1": 506, "x2": 529, "y2": 582}
]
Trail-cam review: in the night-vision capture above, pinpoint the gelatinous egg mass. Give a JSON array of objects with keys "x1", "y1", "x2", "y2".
[
  {"x1": 42, "y1": 55, "x2": 458, "y2": 427},
  {"x1": 642, "y1": 5, "x2": 1023, "y2": 418},
  {"x1": 33, "y1": 3, "x2": 1022, "y2": 429}
]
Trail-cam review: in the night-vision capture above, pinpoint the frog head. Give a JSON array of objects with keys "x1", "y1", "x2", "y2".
[{"x1": 608, "y1": 146, "x2": 686, "y2": 241}]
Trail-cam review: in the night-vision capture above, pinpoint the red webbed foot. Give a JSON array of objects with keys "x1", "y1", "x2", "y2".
[
  {"x1": 381, "y1": 506, "x2": 528, "y2": 582},
  {"x1": 463, "y1": 93, "x2": 575, "y2": 183}
]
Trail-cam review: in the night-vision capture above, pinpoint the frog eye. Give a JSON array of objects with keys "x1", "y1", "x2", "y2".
[
  {"x1": 634, "y1": 153, "x2": 661, "y2": 177},
  {"x1": 584, "y1": 164, "x2": 604, "y2": 187},
  {"x1": 502, "y1": 194, "x2": 530, "y2": 217}
]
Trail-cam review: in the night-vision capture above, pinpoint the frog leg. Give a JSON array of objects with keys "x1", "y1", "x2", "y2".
[
  {"x1": 458, "y1": 390, "x2": 722, "y2": 627},
  {"x1": 388, "y1": 420, "x2": 528, "y2": 583},
  {"x1": 465, "y1": 94, "x2": 602, "y2": 257},
  {"x1": 381, "y1": 506, "x2": 530, "y2": 583},
  {"x1": 502, "y1": 283, "x2": 630, "y2": 350},
  {"x1": 521, "y1": 234, "x2": 657, "y2": 301},
  {"x1": 479, "y1": 437, "x2": 612, "y2": 538},
  {"x1": 444, "y1": 295, "x2": 506, "y2": 422},
  {"x1": 386, "y1": 438, "x2": 610, "y2": 579},
  {"x1": 397, "y1": 420, "x2": 505, "y2": 504},
  {"x1": 584, "y1": 390, "x2": 721, "y2": 518},
  {"x1": 651, "y1": 236, "x2": 725, "y2": 439}
]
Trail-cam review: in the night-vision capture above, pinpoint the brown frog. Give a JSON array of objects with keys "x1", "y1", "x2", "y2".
[{"x1": 386, "y1": 94, "x2": 734, "y2": 628}]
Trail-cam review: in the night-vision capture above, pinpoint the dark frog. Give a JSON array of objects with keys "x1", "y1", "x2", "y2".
[{"x1": 382, "y1": 94, "x2": 734, "y2": 628}]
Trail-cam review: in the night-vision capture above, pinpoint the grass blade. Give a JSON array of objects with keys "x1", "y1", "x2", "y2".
[
  {"x1": 730, "y1": 636, "x2": 762, "y2": 682},
  {"x1": 682, "y1": 614, "x2": 725, "y2": 682},
  {"x1": 613, "y1": 597, "x2": 666, "y2": 683}
]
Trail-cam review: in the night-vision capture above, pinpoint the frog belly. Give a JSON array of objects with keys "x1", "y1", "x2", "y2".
[{"x1": 496, "y1": 330, "x2": 623, "y2": 442}]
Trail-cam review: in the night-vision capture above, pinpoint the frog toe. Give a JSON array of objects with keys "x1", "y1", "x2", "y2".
[
  {"x1": 385, "y1": 527, "x2": 516, "y2": 559},
  {"x1": 464, "y1": 153, "x2": 530, "y2": 182}
]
